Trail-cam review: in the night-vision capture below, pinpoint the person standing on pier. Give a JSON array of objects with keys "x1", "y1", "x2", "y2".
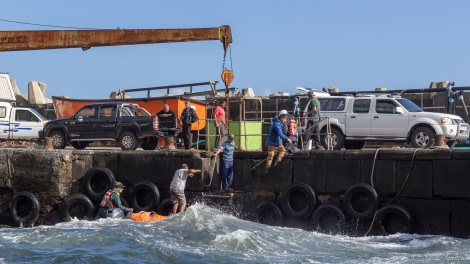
[
  {"x1": 95, "y1": 182, "x2": 133, "y2": 219},
  {"x1": 180, "y1": 100, "x2": 199, "y2": 149},
  {"x1": 213, "y1": 134, "x2": 243, "y2": 191},
  {"x1": 214, "y1": 100, "x2": 228, "y2": 150},
  {"x1": 265, "y1": 112, "x2": 292, "y2": 173},
  {"x1": 303, "y1": 91, "x2": 322, "y2": 150},
  {"x1": 169, "y1": 164, "x2": 201, "y2": 214},
  {"x1": 157, "y1": 104, "x2": 177, "y2": 146}
]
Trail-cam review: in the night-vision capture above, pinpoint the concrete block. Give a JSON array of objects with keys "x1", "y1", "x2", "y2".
[
  {"x1": 293, "y1": 159, "x2": 326, "y2": 193},
  {"x1": 360, "y1": 159, "x2": 396, "y2": 196},
  {"x1": 434, "y1": 160, "x2": 470, "y2": 198},
  {"x1": 325, "y1": 160, "x2": 360, "y2": 194},
  {"x1": 397, "y1": 160, "x2": 432, "y2": 199},
  {"x1": 451, "y1": 200, "x2": 470, "y2": 238}
]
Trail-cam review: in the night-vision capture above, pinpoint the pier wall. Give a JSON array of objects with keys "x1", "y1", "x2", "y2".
[{"x1": 0, "y1": 148, "x2": 469, "y2": 238}]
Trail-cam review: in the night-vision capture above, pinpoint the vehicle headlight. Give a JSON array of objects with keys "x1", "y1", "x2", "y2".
[{"x1": 441, "y1": 117, "x2": 452, "y2": 125}]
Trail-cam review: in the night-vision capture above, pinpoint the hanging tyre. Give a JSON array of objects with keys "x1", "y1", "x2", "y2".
[
  {"x1": 310, "y1": 204, "x2": 345, "y2": 235},
  {"x1": 156, "y1": 198, "x2": 173, "y2": 216},
  {"x1": 83, "y1": 167, "x2": 115, "y2": 201},
  {"x1": 375, "y1": 204, "x2": 413, "y2": 235},
  {"x1": 255, "y1": 201, "x2": 284, "y2": 226},
  {"x1": 280, "y1": 183, "x2": 316, "y2": 218},
  {"x1": 60, "y1": 193, "x2": 95, "y2": 221},
  {"x1": 10, "y1": 191, "x2": 40, "y2": 227},
  {"x1": 131, "y1": 181, "x2": 160, "y2": 212},
  {"x1": 342, "y1": 183, "x2": 378, "y2": 219}
]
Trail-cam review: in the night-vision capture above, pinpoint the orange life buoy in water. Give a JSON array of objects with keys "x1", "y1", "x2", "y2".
[{"x1": 130, "y1": 211, "x2": 167, "y2": 222}]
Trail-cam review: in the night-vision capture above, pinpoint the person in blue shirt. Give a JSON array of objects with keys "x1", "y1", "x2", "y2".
[
  {"x1": 213, "y1": 134, "x2": 243, "y2": 191},
  {"x1": 265, "y1": 113, "x2": 292, "y2": 172}
]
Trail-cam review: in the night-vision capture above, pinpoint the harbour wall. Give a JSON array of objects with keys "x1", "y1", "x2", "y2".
[{"x1": 0, "y1": 147, "x2": 469, "y2": 238}]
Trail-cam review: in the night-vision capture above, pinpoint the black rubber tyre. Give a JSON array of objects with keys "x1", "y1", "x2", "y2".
[
  {"x1": 83, "y1": 167, "x2": 115, "y2": 201},
  {"x1": 50, "y1": 130, "x2": 67, "y2": 149},
  {"x1": 310, "y1": 204, "x2": 345, "y2": 234},
  {"x1": 119, "y1": 131, "x2": 140, "y2": 150},
  {"x1": 255, "y1": 201, "x2": 284, "y2": 226},
  {"x1": 280, "y1": 183, "x2": 316, "y2": 218},
  {"x1": 375, "y1": 204, "x2": 413, "y2": 235},
  {"x1": 60, "y1": 193, "x2": 95, "y2": 221},
  {"x1": 344, "y1": 140, "x2": 366, "y2": 150},
  {"x1": 131, "y1": 181, "x2": 161, "y2": 212},
  {"x1": 10, "y1": 191, "x2": 40, "y2": 227},
  {"x1": 320, "y1": 127, "x2": 345, "y2": 150},
  {"x1": 156, "y1": 198, "x2": 173, "y2": 216},
  {"x1": 342, "y1": 183, "x2": 378, "y2": 219},
  {"x1": 71, "y1": 141, "x2": 91, "y2": 149},
  {"x1": 141, "y1": 137, "x2": 158, "y2": 150},
  {"x1": 410, "y1": 126, "x2": 435, "y2": 148}
]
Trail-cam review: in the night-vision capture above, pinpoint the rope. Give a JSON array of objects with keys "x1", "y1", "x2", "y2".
[{"x1": 364, "y1": 147, "x2": 419, "y2": 236}]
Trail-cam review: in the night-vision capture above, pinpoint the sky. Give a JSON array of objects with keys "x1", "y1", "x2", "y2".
[{"x1": 2, "y1": 1, "x2": 470, "y2": 99}]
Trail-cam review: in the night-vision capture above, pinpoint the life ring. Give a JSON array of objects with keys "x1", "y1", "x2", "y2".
[
  {"x1": 255, "y1": 201, "x2": 284, "y2": 226},
  {"x1": 156, "y1": 198, "x2": 174, "y2": 216},
  {"x1": 10, "y1": 191, "x2": 40, "y2": 227},
  {"x1": 310, "y1": 204, "x2": 345, "y2": 234},
  {"x1": 83, "y1": 167, "x2": 115, "y2": 201},
  {"x1": 131, "y1": 181, "x2": 161, "y2": 212},
  {"x1": 342, "y1": 183, "x2": 378, "y2": 219},
  {"x1": 375, "y1": 204, "x2": 413, "y2": 235},
  {"x1": 280, "y1": 183, "x2": 316, "y2": 218},
  {"x1": 60, "y1": 193, "x2": 95, "y2": 221}
]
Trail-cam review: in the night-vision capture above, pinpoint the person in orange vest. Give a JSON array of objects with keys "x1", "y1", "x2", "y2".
[
  {"x1": 280, "y1": 109, "x2": 299, "y2": 154},
  {"x1": 169, "y1": 164, "x2": 201, "y2": 214},
  {"x1": 95, "y1": 182, "x2": 133, "y2": 219}
]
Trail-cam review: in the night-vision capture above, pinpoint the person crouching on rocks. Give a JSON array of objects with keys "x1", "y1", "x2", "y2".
[
  {"x1": 95, "y1": 181, "x2": 133, "y2": 219},
  {"x1": 265, "y1": 112, "x2": 292, "y2": 173}
]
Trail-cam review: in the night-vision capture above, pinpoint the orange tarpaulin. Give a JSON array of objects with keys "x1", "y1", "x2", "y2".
[{"x1": 130, "y1": 211, "x2": 167, "y2": 222}]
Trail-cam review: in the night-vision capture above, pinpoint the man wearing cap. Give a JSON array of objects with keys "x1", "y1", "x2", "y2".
[
  {"x1": 303, "y1": 91, "x2": 322, "y2": 150},
  {"x1": 213, "y1": 134, "x2": 243, "y2": 191},
  {"x1": 180, "y1": 100, "x2": 199, "y2": 149},
  {"x1": 265, "y1": 112, "x2": 292, "y2": 173},
  {"x1": 95, "y1": 181, "x2": 133, "y2": 219},
  {"x1": 214, "y1": 100, "x2": 228, "y2": 150}
]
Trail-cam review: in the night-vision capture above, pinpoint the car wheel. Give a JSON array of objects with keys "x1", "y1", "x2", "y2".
[
  {"x1": 411, "y1": 126, "x2": 434, "y2": 148},
  {"x1": 119, "y1": 131, "x2": 140, "y2": 150},
  {"x1": 321, "y1": 127, "x2": 344, "y2": 150},
  {"x1": 50, "y1": 130, "x2": 67, "y2": 149}
]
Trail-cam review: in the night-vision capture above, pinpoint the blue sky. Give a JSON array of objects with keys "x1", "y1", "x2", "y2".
[{"x1": 2, "y1": 1, "x2": 470, "y2": 99}]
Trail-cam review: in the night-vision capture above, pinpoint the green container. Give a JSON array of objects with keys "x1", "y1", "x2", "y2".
[{"x1": 206, "y1": 121, "x2": 262, "y2": 151}]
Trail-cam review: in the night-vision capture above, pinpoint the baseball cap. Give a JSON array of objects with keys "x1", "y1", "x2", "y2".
[
  {"x1": 229, "y1": 134, "x2": 235, "y2": 139},
  {"x1": 115, "y1": 182, "x2": 125, "y2": 188}
]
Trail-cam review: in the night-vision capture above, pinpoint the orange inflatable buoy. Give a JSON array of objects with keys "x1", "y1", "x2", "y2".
[{"x1": 130, "y1": 211, "x2": 167, "y2": 222}]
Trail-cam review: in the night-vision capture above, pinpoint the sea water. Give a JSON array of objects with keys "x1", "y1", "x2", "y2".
[{"x1": 0, "y1": 203, "x2": 469, "y2": 264}]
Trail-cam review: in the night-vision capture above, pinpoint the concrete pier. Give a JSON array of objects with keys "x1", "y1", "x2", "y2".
[{"x1": 0, "y1": 147, "x2": 469, "y2": 238}]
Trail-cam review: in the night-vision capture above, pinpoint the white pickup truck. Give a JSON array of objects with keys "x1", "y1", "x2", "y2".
[
  {"x1": 0, "y1": 101, "x2": 48, "y2": 140},
  {"x1": 304, "y1": 94, "x2": 469, "y2": 149}
]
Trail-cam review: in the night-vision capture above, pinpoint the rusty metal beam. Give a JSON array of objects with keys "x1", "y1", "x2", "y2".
[{"x1": 0, "y1": 25, "x2": 232, "y2": 52}]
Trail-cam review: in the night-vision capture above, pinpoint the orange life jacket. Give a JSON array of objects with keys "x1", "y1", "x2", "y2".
[
  {"x1": 130, "y1": 211, "x2": 167, "y2": 222},
  {"x1": 99, "y1": 189, "x2": 115, "y2": 208},
  {"x1": 288, "y1": 116, "x2": 298, "y2": 137}
]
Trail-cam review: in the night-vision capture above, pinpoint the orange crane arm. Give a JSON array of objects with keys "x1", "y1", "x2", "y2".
[{"x1": 0, "y1": 25, "x2": 232, "y2": 52}]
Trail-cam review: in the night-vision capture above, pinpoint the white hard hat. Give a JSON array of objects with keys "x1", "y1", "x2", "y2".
[{"x1": 279, "y1": 109, "x2": 288, "y2": 116}]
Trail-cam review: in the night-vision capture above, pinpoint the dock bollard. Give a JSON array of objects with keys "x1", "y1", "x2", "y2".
[
  {"x1": 433, "y1": 134, "x2": 448, "y2": 148},
  {"x1": 165, "y1": 136, "x2": 176, "y2": 149},
  {"x1": 44, "y1": 137, "x2": 53, "y2": 149}
]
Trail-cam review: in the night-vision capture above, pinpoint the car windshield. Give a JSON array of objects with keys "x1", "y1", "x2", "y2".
[{"x1": 396, "y1": 98, "x2": 423, "y2": 112}]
